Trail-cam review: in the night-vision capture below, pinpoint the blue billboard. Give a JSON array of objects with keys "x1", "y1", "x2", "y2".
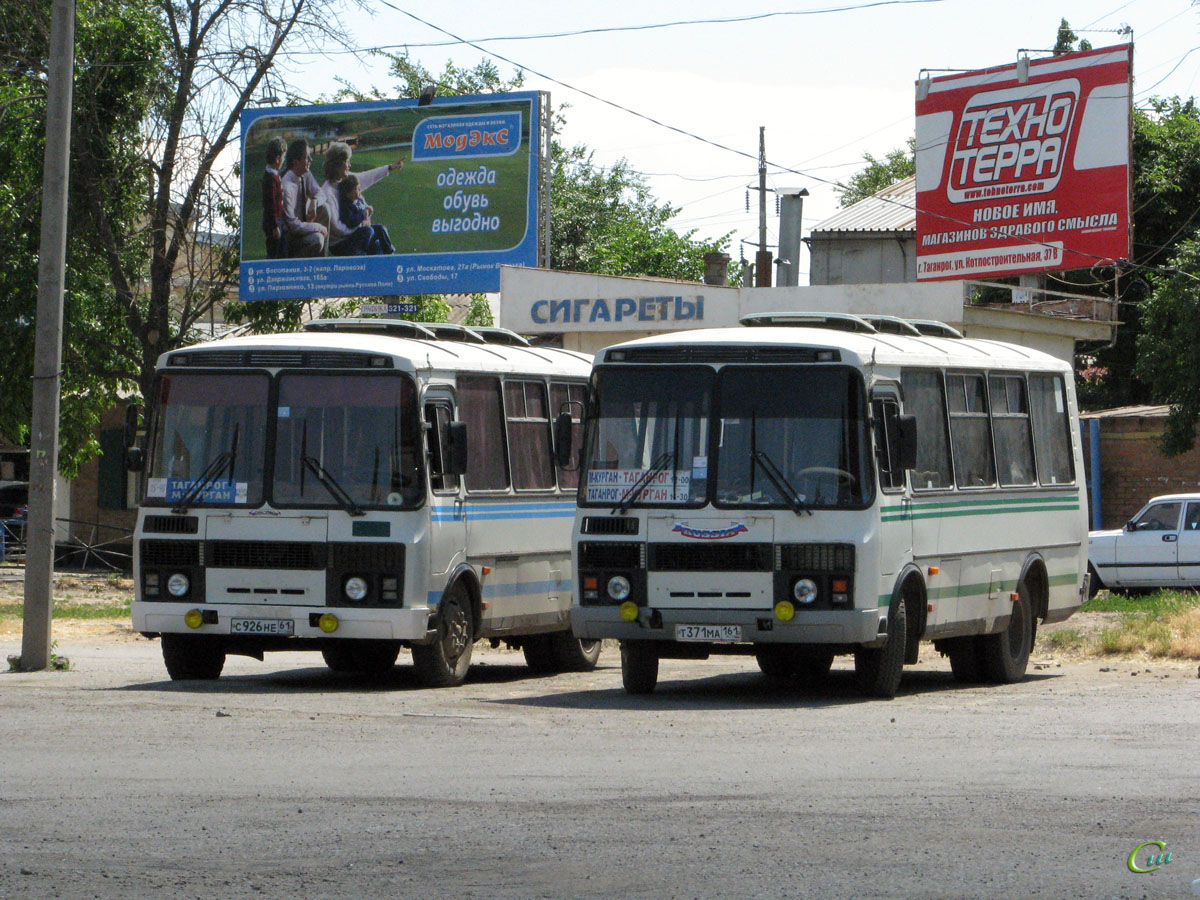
[{"x1": 239, "y1": 92, "x2": 543, "y2": 300}]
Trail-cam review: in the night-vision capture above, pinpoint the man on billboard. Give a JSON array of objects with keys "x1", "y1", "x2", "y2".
[{"x1": 280, "y1": 139, "x2": 329, "y2": 258}]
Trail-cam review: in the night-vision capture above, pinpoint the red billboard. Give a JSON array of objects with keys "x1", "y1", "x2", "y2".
[{"x1": 914, "y1": 44, "x2": 1131, "y2": 281}]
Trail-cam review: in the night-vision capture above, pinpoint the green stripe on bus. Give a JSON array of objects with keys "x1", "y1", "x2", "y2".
[
  {"x1": 875, "y1": 570, "x2": 1079, "y2": 605},
  {"x1": 881, "y1": 495, "x2": 1080, "y2": 522}
]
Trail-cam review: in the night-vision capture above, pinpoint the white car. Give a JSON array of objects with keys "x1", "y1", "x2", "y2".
[{"x1": 1087, "y1": 493, "x2": 1200, "y2": 596}]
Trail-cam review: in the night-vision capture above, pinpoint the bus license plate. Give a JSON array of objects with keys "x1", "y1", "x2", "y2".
[
  {"x1": 230, "y1": 618, "x2": 294, "y2": 636},
  {"x1": 676, "y1": 624, "x2": 741, "y2": 642}
]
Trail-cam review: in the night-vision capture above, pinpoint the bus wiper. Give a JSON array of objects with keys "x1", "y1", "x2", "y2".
[
  {"x1": 172, "y1": 425, "x2": 239, "y2": 514},
  {"x1": 301, "y1": 455, "x2": 365, "y2": 517},
  {"x1": 752, "y1": 450, "x2": 812, "y2": 517},
  {"x1": 613, "y1": 452, "x2": 674, "y2": 515}
]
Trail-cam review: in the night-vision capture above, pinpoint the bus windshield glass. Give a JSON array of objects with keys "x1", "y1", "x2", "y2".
[
  {"x1": 581, "y1": 366, "x2": 712, "y2": 508},
  {"x1": 272, "y1": 372, "x2": 423, "y2": 510},
  {"x1": 145, "y1": 372, "x2": 269, "y2": 506},
  {"x1": 715, "y1": 366, "x2": 873, "y2": 510}
]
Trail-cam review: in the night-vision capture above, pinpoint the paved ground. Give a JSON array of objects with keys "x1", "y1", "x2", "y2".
[{"x1": 1, "y1": 630, "x2": 1198, "y2": 900}]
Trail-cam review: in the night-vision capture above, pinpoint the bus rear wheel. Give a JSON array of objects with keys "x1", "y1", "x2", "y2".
[
  {"x1": 853, "y1": 595, "x2": 906, "y2": 699},
  {"x1": 412, "y1": 584, "x2": 474, "y2": 687},
  {"x1": 981, "y1": 580, "x2": 1033, "y2": 683},
  {"x1": 161, "y1": 633, "x2": 225, "y2": 681},
  {"x1": 551, "y1": 631, "x2": 602, "y2": 672},
  {"x1": 620, "y1": 640, "x2": 659, "y2": 694},
  {"x1": 944, "y1": 637, "x2": 985, "y2": 683},
  {"x1": 322, "y1": 640, "x2": 400, "y2": 675}
]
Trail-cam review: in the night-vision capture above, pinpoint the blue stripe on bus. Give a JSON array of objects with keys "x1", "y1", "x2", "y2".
[
  {"x1": 430, "y1": 502, "x2": 576, "y2": 522},
  {"x1": 427, "y1": 578, "x2": 570, "y2": 606}
]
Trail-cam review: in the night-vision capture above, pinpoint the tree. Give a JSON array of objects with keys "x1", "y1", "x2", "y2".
[
  {"x1": 0, "y1": 0, "x2": 167, "y2": 474},
  {"x1": 835, "y1": 138, "x2": 915, "y2": 208},
  {"x1": 1053, "y1": 18, "x2": 1092, "y2": 56}
]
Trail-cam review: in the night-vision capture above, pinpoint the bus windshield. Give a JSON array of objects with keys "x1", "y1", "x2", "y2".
[
  {"x1": 714, "y1": 366, "x2": 873, "y2": 510},
  {"x1": 582, "y1": 366, "x2": 712, "y2": 508},
  {"x1": 144, "y1": 370, "x2": 423, "y2": 510},
  {"x1": 145, "y1": 372, "x2": 269, "y2": 506},
  {"x1": 272, "y1": 372, "x2": 423, "y2": 510},
  {"x1": 581, "y1": 365, "x2": 873, "y2": 510}
]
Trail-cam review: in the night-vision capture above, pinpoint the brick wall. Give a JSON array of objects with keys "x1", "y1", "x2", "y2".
[{"x1": 1086, "y1": 414, "x2": 1200, "y2": 528}]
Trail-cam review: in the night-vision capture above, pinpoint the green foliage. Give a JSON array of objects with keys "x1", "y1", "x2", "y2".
[
  {"x1": 464, "y1": 294, "x2": 494, "y2": 327},
  {"x1": 835, "y1": 138, "x2": 915, "y2": 208},
  {"x1": 1053, "y1": 18, "x2": 1092, "y2": 55},
  {"x1": 1085, "y1": 98, "x2": 1200, "y2": 416},
  {"x1": 0, "y1": 0, "x2": 167, "y2": 476}
]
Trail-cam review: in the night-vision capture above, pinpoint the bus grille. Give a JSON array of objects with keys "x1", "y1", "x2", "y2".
[
  {"x1": 330, "y1": 542, "x2": 404, "y2": 570},
  {"x1": 143, "y1": 516, "x2": 198, "y2": 534},
  {"x1": 207, "y1": 540, "x2": 327, "y2": 570},
  {"x1": 578, "y1": 542, "x2": 643, "y2": 569},
  {"x1": 140, "y1": 539, "x2": 200, "y2": 567},
  {"x1": 776, "y1": 543, "x2": 855, "y2": 572},
  {"x1": 581, "y1": 516, "x2": 639, "y2": 535},
  {"x1": 648, "y1": 542, "x2": 772, "y2": 572}
]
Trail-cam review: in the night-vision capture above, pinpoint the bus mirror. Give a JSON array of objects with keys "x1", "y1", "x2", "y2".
[
  {"x1": 553, "y1": 411, "x2": 574, "y2": 468},
  {"x1": 446, "y1": 421, "x2": 469, "y2": 476},
  {"x1": 124, "y1": 403, "x2": 141, "y2": 449},
  {"x1": 125, "y1": 446, "x2": 145, "y2": 472},
  {"x1": 898, "y1": 414, "x2": 918, "y2": 471}
]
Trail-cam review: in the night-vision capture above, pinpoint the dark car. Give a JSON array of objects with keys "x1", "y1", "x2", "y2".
[{"x1": 0, "y1": 481, "x2": 27, "y2": 519}]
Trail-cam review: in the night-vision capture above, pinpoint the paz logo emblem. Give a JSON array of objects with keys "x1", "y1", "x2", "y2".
[{"x1": 671, "y1": 522, "x2": 748, "y2": 540}]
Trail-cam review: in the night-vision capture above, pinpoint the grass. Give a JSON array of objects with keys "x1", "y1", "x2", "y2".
[
  {"x1": 1041, "y1": 588, "x2": 1200, "y2": 660},
  {"x1": 0, "y1": 600, "x2": 130, "y2": 620}
]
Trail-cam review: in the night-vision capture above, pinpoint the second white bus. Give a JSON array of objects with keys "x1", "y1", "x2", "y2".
[{"x1": 568, "y1": 313, "x2": 1088, "y2": 697}]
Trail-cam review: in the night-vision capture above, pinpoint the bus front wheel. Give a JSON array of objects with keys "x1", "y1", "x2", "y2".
[
  {"x1": 161, "y1": 633, "x2": 225, "y2": 681},
  {"x1": 853, "y1": 596, "x2": 906, "y2": 699},
  {"x1": 412, "y1": 584, "x2": 474, "y2": 687},
  {"x1": 620, "y1": 641, "x2": 659, "y2": 694}
]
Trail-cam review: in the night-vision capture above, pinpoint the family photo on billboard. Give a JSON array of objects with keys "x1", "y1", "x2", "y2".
[{"x1": 239, "y1": 92, "x2": 543, "y2": 300}]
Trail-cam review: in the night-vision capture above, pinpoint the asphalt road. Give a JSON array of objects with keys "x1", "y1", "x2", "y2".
[{"x1": 1, "y1": 635, "x2": 1197, "y2": 900}]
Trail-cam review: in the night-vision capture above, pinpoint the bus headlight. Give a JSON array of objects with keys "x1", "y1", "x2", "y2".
[
  {"x1": 318, "y1": 613, "x2": 339, "y2": 633},
  {"x1": 792, "y1": 578, "x2": 818, "y2": 605},
  {"x1": 607, "y1": 575, "x2": 631, "y2": 601},
  {"x1": 618, "y1": 601, "x2": 639, "y2": 622},
  {"x1": 167, "y1": 573, "x2": 190, "y2": 597},
  {"x1": 184, "y1": 608, "x2": 204, "y2": 629},
  {"x1": 774, "y1": 600, "x2": 795, "y2": 622},
  {"x1": 344, "y1": 576, "x2": 369, "y2": 602}
]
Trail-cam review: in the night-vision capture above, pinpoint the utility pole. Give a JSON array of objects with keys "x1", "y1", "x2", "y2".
[
  {"x1": 755, "y1": 126, "x2": 772, "y2": 287},
  {"x1": 21, "y1": 0, "x2": 75, "y2": 670}
]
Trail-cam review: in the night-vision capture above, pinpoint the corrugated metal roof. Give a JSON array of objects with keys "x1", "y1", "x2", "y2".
[
  {"x1": 810, "y1": 175, "x2": 916, "y2": 234},
  {"x1": 1079, "y1": 405, "x2": 1170, "y2": 419}
]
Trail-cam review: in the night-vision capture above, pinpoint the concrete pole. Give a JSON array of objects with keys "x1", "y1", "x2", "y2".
[
  {"x1": 755, "y1": 127, "x2": 772, "y2": 288},
  {"x1": 21, "y1": 0, "x2": 75, "y2": 670}
]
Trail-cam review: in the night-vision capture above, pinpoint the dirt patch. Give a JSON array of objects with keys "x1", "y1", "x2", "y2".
[{"x1": 0, "y1": 567, "x2": 137, "y2": 641}]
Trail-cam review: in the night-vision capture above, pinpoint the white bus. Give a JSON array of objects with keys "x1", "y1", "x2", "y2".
[
  {"x1": 568, "y1": 313, "x2": 1088, "y2": 697},
  {"x1": 130, "y1": 319, "x2": 599, "y2": 686}
]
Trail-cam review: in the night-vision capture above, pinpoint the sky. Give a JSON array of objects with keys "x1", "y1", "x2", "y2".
[{"x1": 284, "y1": 0, "x2": 1200, "y2": 282}]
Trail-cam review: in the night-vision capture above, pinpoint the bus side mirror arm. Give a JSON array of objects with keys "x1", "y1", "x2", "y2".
[
  {"x1": 553, "y1": 412, "x2": 574, "y2": 469},
  {"x1": 446, "y1": 421, "x2": 469, "y2": 476},
  {"x1": 898, "y1": 414, "x2": 918, "y2": 471},
  {"x1": 124, "y1": 403, "x2": 144, "y2": 472}
]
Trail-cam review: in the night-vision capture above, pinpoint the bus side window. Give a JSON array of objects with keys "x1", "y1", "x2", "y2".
[
  {"x1": 505, "y1": 380, "x2": 555, "y2": 491},
  {"x1": 457, "y1": 375, "x2": 510, "y2": 492},
  {"x1": 947, "y1": 372, "x2": 996, "y2": 488},
  {"x1": 872, "y1": 397, "x2": 904, "y2": 491},
  {"x1": 425, "y1": 402, "x2": 458, "y2": 493},
  {"x1": 900, "y1": 369, "x2": 954, "y2": 490}
]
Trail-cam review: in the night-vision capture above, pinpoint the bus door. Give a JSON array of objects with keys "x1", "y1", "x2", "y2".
[
  {"x1": 425, "y1": 395, "x2": 465, "y2": 582},
  {"x1": 872, "y1": 388, "x2": 911, "y2": 582}
]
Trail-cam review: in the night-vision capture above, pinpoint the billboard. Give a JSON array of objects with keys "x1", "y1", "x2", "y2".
[
  {"x1": 239, "y1": 91, "x2": 544, "y2": 300},
  {"x1": 914, "y1": 44, "x2": 1131, "y2": 281}
]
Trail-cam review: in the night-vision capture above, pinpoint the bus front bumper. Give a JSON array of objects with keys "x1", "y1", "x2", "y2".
[
  {"x1": 570, "y1": 605, "x2": 887, "y2": 647},
  {"x1": 133, "y1": 601, "x2": 434, "y2": 642}
]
